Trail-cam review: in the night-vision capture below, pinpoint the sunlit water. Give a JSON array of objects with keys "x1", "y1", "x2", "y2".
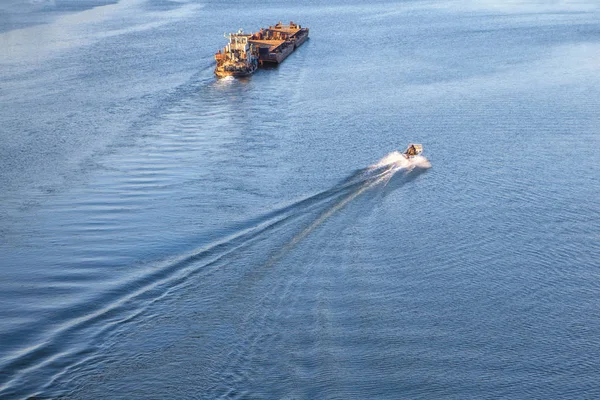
[{"x1": 1, "y1": 0, "x2": 599, "y2": 398}]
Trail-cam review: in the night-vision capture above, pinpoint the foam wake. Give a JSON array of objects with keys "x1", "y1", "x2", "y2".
[{"x1": 265, "y1": 151, "x2": 431, "y2": 265}]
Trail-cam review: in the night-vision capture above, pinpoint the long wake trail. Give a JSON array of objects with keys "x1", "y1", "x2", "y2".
[
  {"x1": 266, "y1": 151, "x2": 431, "y2": 266},
  {"x1": 0, "y1": 151, "x2": 430, "y2": 399}
]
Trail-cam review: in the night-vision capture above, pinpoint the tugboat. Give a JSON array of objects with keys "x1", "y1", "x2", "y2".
[{"x1": 214, "y1": 29, "x2": 259, "y2": 78}]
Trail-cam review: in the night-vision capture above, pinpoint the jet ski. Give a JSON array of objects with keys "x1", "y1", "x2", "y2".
[{"x1": 402, "y1": 143, "x2": 423, "y2": 159}]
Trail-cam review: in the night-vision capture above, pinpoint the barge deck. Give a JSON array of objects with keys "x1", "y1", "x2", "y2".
[{"x1": 249, "y1": 21, "x2": 309, "y2": 65}]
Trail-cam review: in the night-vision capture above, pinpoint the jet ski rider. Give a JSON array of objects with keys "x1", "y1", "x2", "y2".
[{"x1": 405, "y1": 144, "x2": 417, "y2": 157}]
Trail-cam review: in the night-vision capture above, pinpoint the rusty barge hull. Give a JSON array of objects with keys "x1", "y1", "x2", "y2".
[
  {"x1": 248, "y1": 39, "x2": 294, "y2": 64},
  {"x1": 248, "y1": 21, "x2": 309, "y2": 65}
]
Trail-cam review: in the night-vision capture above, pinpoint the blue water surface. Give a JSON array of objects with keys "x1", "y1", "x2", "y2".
[{"x1": 1, "y1": 0, "x2": 599, "y2": 398}]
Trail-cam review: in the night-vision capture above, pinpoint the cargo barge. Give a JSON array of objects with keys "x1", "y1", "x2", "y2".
[
  {"x1": 249, "y1": 21, "x2": 309, "y2": 65},
  {"x1": 214, "y1": 21, "x2": 309, "y2": 77}
]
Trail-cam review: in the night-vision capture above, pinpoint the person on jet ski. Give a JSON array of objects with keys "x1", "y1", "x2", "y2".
[{"x1": 405, "y1": 144, "x2": 417, "y2": 157}]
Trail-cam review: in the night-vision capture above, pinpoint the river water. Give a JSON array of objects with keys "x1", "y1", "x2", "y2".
[{"x1": 1, "y1": 0, "x2": 599, "y2": 398}]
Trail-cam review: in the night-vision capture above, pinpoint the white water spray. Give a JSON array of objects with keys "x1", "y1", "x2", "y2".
[
  {"x1": 372, "y1": 151, "x2": 432, "y2": 170},
  {"x1": 266, "y1": 151, "x2": 431, "y2": 266}
]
